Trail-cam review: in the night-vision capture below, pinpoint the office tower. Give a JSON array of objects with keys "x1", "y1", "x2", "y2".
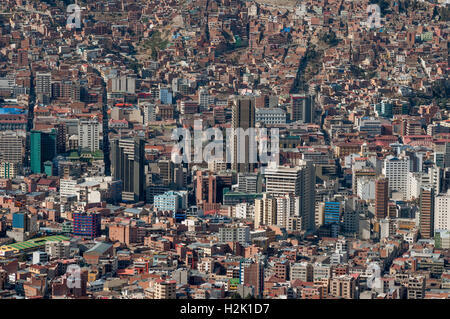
[
  {"x1": 443, "y1": 169, "x2": 450, "y2": 193},
  {"x1": 375, "y1": 177, "x2": 389, "y2": 219},
  {"x1": 241, "y1": 259, "x2": 264, "y2": 298},
  {"x1": 324, "y1": 202, "x2": 342, "y2": 225},
  {"x1": 158, "y1": 159, "x2": 174, "y2": 186},
  {"x1": 264, "y1": 161, "x2": 316, "y2": 231},
  {"x1": 290, "y1": 94, "x2": 314, "y2": 123},
  {"x1": 198, "y1": 87, "x2": 210, "y2": 109},
  {"x1": 0, "y1": 131, "x2": 25, "y2": 164},
  {"x1": 12, "y1": 212, "x2": 37, "y2": 233},
  {"x1": 382, "y1": 155, "x2": 410, "y2": 200},
  {"x1": 72, "y1": 212, "x2": 101, "y2": 238},
  {"x1": 231, "y1": 96, "x2": 255, "y2": 173},
  {"x1": 435, "y1": 190, "x2": 450, "y2": 231},
  {"x1": 444, "y1": 143, "x2": 450, "y2": 168},
  {"x1": 419, "y1": 187, "x2": 434, "y2": 239},
  {"x1": 0, "y1": 131, "x2": 25, "y2": 177},
  {"x1": 159, "y1": 87, "x2": 172, "y2": 104},
  {"x1": 237, "y1": 173, "x2": 262, "y2": 193},
  {"x1": 254, "y1": 193, "x2": 276, "y2": 228},
  {"x1": 78, "y1": 120, "x2": 100, "y2": 152},
  {"x1": 195, "y1": 170, "x2": 217, "y2": 206},
  {"x1": 30, "y1": 130, "x2": 56, "y2": 174},
  {"x1": 36, "y1": 72, "x2": 51, "y2": 95},
  {"x1": 343, "y1": 210, "x2": 359, "y2": 235},
  {"x1": 111, "y1": 137, "x2": 145, "y2": 202},
  {"x1": 56, "y1": 123, "x2": 67, "y2": 154}
]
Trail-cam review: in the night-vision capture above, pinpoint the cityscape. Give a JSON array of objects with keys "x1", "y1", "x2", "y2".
[{"x1": 0, "y1": 0, "x2": 449, "y2": 301}]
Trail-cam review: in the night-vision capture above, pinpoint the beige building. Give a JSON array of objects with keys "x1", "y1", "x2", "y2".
[
  {"x1": 254, "y1": 193, "x2": 276, "y2": 228},
  {"x1": 154, "y1": 279, "x2": 176, "y2": 299}
]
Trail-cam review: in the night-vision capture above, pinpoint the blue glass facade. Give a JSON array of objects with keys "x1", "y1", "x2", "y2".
[{"x1": 324, "y1": 202, "x2": 341, "y2": 225}]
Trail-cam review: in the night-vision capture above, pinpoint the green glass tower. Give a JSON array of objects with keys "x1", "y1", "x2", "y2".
[{"x1": 30, "y1": 130, "x2": 56, "y2": 174}]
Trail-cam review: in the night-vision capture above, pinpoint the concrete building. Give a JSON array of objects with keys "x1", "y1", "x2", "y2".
[
  {"x1": 78, "y1": 120, "x2": 100, "y2": 152},
  {"x1": 218, "y1": 226, "x2": 250, "y2": 244},
  {"x1": 231, "y1": 96, "x2": 255, "y2": 173},
  {"x1": 264, "y1": 161, "x2": 315, "y2": 231},
  {"x1": 383, "y1": 156, "x2": 410, "y2": 200},
  {"x1": 290, "y1": 94, "x2": 313, "y2": 123},
  {"x1": 435, "y1": 190, "x2": 450, "y2": 232},
  {"x1": 111, "y1": 137, "x2": 145, "y2": 202}
]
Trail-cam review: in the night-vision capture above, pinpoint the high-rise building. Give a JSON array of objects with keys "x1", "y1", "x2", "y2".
[
  {"x1": 375, "y1": 177, "x2": 389, "y2": 219},
  {"x1": 72, "y1": 212, "x2": 101, "y2": 238},
  {"x1": 435, "y1": 190, "x2": 450, "y2": 232},
  {"x1": 231, "y1": 96, "x2": 255, "y2": 173},
  {"x1": 275, "y1": 194, "x2": 300, "y2": 228},
  {"x1": 241, "y1": 259, "x2": 264, "y2": 298},
  {"x1": 264, "y1": 161, "x2": 315, "y2": 231},
  {"x1": 237, "y1": 173, "x2": 262, "y2": 193},
  {"x1": 111, "y1": 137, "x2": 145, "y2": 202},
  {"x1": 324, "y1": 202, "x2": 342, "y2": 225},
  {"x1": 30, "y1": 130, "x2": 56, "y2": 174},
  {"x1": 0, "y1": 131, "x2": 25, "y2": 164},
  {"x1": 290, "y1": 94, "x2": 313, "y2": 123},
  {"x1": 78, "y1": 120, "x2": 100, "y2": 152},
  {"x1": 158, "y1": 159, "x2": 174, "y2": 186},
  {"x1": 254, "y1": 193, "x2": 277, "y2": 228},
  {"x1": 36, "y1": 72, "x2": 51, "y2": 96},
  {"x1": 141, "y1": 103, "x2": 156, "y2": 125},
  {"x1": 383, "y1": 155, "x2": 410, "y2": 200},
  {"x1": 419, "y1": 187, "x2": 435, "y2": 239}
]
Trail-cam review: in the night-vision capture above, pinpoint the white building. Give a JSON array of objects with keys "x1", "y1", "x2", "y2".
[
  {"x1": 255, "y1": 108, "x2": 286, "y2": 125},
  {"x1": 234, "y1": 202, "x2": 254, "y2": 220},
  {"x1": 275, "y1": 194, "x2": 300, "y2": 228},
  {"x1": 143, "y1": 103, "x2": 156, "y2": 125},
  {"x1": 264, "y1": 161, "x2": 315, "y2": 231},
  {"x1": 357, "y1": 177, "x2": 375, "y2": 200},
  {"x1": 32, "y1": 251, "x2": 48, "y2": 265},
  {"x1": 78, "y1": 120, "x2": 100, "y2": 152},
  {"x1": 383, "y1": 155, "x2": 410, "y2": 200},
  {"x1": 435, "y1": 190, "x2": 450, "y2": 231}
]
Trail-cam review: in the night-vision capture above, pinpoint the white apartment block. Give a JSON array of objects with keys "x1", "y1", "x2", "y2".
[
  {"x1": 383, "y1": 155, "x2": 410, "y2": 200},
  {"x1": 78, "y1": 120, "x2": 100, "y2": 152},
  {"x1": 435, "y1": 190, "x2": 450, "y2": 231}
]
